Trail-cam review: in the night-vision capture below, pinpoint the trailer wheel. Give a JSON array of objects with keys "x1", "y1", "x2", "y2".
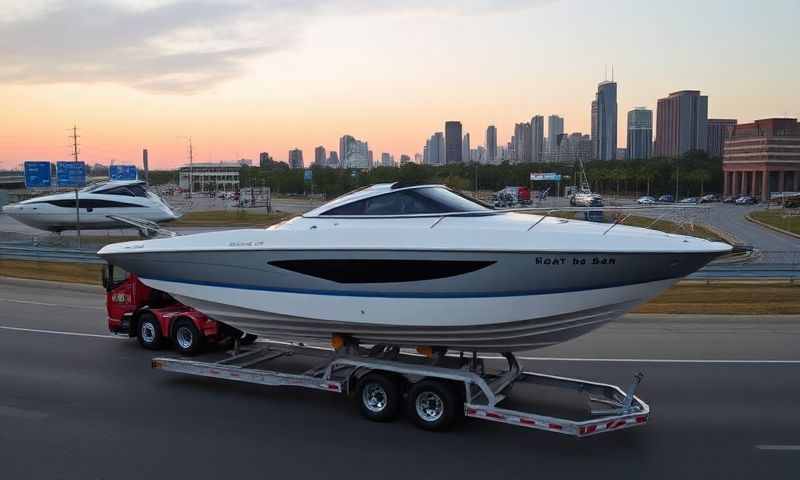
[
  {"x1": 240, "y1": 333, "x2": 258, "y2": 346},
  {"x1": 407, "y1": 380, "x2": 462, "y2": 432},
  {"x1": 137, "y1": 313, "x2": 163, "y2": 350},
  {"x1": 356, "y1": 372, "x2": 402, "y2": 422},
  {"x1": 173, "y1": 318, "x2": 204, "y2": 355}
]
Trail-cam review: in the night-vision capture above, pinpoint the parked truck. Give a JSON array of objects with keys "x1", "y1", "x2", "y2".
[{"x1": 103, "y1": 263, "x2": 650, "y2": 436}]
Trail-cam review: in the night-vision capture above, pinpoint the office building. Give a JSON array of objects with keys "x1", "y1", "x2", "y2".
[
  {"x1": 654, "y1": 90, "x2": 709, "y2": 157},
  {"x1": 723, "y1": 118, "x2": 800, "y2": 202},
  {"x1": 314, "y1": 146, "x2": 326, "y2": 166},
  {"x1": 414, "y1": 153, "x2": 422, "y2": 164},
  {"x1": 288, "y1": 148, "x2": 304, "y2": 169},
  {"x1": 592, "y1": 81, "x2": 617, "y2": 160},
  {"x1": 707, "y1": 119, "x2": 738, "y2": 158},
  {"x1": 400, "y1": 154, "x2": 411, "y2": 165},
  {"x1": 339, "y1": 135, "x2": 370, "y2": 169},
  {"x1": 626, "y1": 107, "x2": 653, "y2": 160},
  {"x1": 327, "y1": 151, "x2": 339, "y2": 168},
  {"x1": 424, "y1": 132, "x2": 445, "y2": 165},
  {"x1": 462, "y1": 133, "x2": 470, "y2": 163},
  {"x1": 486, "y1": 125, "x2": 497, "y2": 164},
  {"x1": 445, "y1": 121, "x2": 463, "y2": 163},
  {"x1": 380, "y1": 152, "x2": 394, "y2": 167},
  {"x1": 547, "y1": 115, "x2": 564, "y2": 160},
  {"x1": 531, "y1": 115, "x2": 544, "y2": 162},
  {"x1": 513, "y1": 122, "x2": 532, "y2": 163},
  {"x1": 259, "y1": 152, "x2": 273, "y2": 169},
  {"x1": 178, "y1": 162, "x2": 240, "y2": 192}
]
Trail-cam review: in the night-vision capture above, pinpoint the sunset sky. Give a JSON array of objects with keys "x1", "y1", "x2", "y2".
[{"x1": 1, "y1": 0, "x2": 798, "y2": 169}]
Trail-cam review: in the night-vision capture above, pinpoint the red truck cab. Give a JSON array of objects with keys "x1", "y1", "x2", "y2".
[{"x1": 102, "y1": 264, "x2": 246, "y2": 354}]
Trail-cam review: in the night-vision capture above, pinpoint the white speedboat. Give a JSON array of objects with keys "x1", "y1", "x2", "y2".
[
  {"x1": 98, "y1": 183, "x2": 731, "y2": 352},
  {"x1": 2, "y1": 180, "x2": 179, "y2": 232}
]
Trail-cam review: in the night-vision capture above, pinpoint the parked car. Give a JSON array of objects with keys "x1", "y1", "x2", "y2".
[
  {"x1": 637, "y1": 196, "x2": 656, "y2": 205},
  {"x1": 734, "y1": 195, "x2": 756, "y2": 205},
  {"x1": 722, "y1": 196, "x2": 737, "y2": 203},
  {"x1": 679, "y1": 197, "x2": 699, "y2": 204},
  {"x1": 785, "y1": 195, "x2": 800, "y2": 208},
  {"x1": 657, "y1": 194, "x2": 674, "y2": 203},
  {"x1": 570, "y1": 192, "x2": 604, "y2": 207},
  {"x1": 700, "y1": 194, "x2": 719, "y2": 203}
]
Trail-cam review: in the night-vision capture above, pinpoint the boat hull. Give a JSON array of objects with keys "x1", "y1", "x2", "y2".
[{"x1": 100, "y1": 247, "x2": 717, "y2": 351}]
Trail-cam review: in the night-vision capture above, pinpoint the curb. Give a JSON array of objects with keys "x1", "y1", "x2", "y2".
[
  {"x1": 701, "y1": 223, "x2": 741, "y2": 246},
  {"x1": 745, "y1": 212, "x2": 800, "y2": 240}
]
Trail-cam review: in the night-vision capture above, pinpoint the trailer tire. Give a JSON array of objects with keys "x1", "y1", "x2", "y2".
[
  {"x1": 240, "y1": 333, "x2": 258, "y2": 346},
  {"x1": 407, "y1": 380, "x2": 462, "y2": 432},
  {"x1": 173, "y1": 318, "x2": 204, "y2": 355},
  {"x1": 356, "y1": 372, "x2": 402, "y2": 423},
  {"x1": 137, "y1": 313, "x2": 163, "y2": 350}
]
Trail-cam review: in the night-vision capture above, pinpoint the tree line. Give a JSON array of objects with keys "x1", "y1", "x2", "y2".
[{"x1": 148, "y1": 150, "x2": 722, "y2": 199}]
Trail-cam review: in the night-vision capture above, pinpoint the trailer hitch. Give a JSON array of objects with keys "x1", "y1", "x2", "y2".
[{"x1": 622, "y1": 372, "x2": 644, "y2": 413}]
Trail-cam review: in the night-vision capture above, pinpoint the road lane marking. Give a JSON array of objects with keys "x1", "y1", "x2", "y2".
[
  {"x1": 1, "y1": 327, "x2": 800, "y2": 364},
  {"x1": 755, "y1": 445, "x2": 800, "y2": 451},
  {"x1": 0, "y1": 297, "x2": 104, "y2": 310},
  {"x1": 0, "y1": 325, "x2": 121, "y2": 339}
]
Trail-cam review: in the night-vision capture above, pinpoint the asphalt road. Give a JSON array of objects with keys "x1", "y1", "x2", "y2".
[{"x1": 1, "y1": 277, "x2": 799, "y2": 479}]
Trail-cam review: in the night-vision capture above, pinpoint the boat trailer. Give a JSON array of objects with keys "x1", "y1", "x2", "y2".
[{"x1": 152, "y1": 341, "x2": 649, "y2": 437}]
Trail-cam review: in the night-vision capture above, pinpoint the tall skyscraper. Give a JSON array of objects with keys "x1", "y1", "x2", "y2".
[
  {"x1": 380, "y1": 152, "x2": 394, "y2": 167},
  {"x1": 288, "y1": 148, "x2": 303, "y2": 169},
  {"x1": 654, "y1": 90, "x2": 709, "y2": 157},
  {"x1": 547, "y1": 115, "x2": 564, "y2": 160},
  {"x1": 707, "y1": 119, "x2": 737, "y2": 158},
  {"x1": 425, "y1": 132, "x2": 445, "y2": 165},
  {"x1": 485, "y1": 125, "x2": 497, "y2": 164},
  {"x1": 368, "y1": 150, "x2": 374, "y2": 168},
  {"x1": 530, "y1": 115, "x2": 544, "y2": 162},
  {"x1": 445, "y1": 121, "x2": 463, "y2": 163},
  {"x1": 593, "y1": 81, "x2": 618, "y2": 160},
  {"x1": 314, "y1": 146, "x2": 326, "y2": 166},
  {"x1": 626, "y1": 107, "x2": 653, "y2": 160},
  {"x1": 400, "y1": 154, "x2": 411, "y2": 165},
  {"x1": 339, "y1": 135, "x2": 370, "y2": 169},
  {"x1": 513, "y1": 122, "x2": 532, "y2": 162},
  {"x1": 462, "y1": 133, "x2": 470, "y2": 163}
]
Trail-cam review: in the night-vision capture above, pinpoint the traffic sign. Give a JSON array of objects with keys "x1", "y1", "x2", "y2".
[
  {"x1": 530, "y1": 172, "x2": 562, "y2": 181},
  {"x1": 56, "y1": 161, "x2": 86, "y2": 188},
  {"x1": 109, "y1": 165, "x2": 138, "y2": 181},
  {"x1": 23, "y1": 161, "x2": 52, "y2": 188}
]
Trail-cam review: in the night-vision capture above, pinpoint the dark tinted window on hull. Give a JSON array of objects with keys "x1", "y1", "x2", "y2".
[
  {"x1": 31, "y1": 200, "x2": 141, "y2": 208},
  {"x1": 269, "y1": 259, "x2": 495, "y2": 283},
  {"x1": 322, "y1": 187, "x2": 490, "y2": 215}
]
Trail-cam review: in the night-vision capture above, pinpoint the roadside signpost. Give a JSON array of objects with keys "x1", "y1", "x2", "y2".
[
  {"x1": 109, "y1": 165, "x2": 138, "y2": 181},
  {"x1": 23, "y1": 161, "x2": 52, "y2": 188},
  {"x1": 530, "y1": 172, "x2": 562, "y2": 201},
  {"x1": 56, "y1": 161, "x2": 87, "y2": 248}
]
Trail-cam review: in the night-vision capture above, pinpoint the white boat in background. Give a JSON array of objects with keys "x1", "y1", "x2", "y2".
[
  {"x1": 98, "y1": 183, "x2": 731, "y2": 352},
  {"x1": 2, "y1": 180, "x2": 179, "y2": 232}
]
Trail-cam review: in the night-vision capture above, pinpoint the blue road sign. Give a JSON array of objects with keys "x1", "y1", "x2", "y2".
[
  {"x1": 23, "y1": 161, "x2": 52, "y2": 188},
  {"x1": 109, "y1": 165, "x2": 138, "y2": 181},
  {"x1": 56, "y1": 161, "x2": 86, "y2": 188},
  {"x1": 304, "y1": 169, "x2": 313, "y2": 182},
  {"x1": 530, "y1": 172, "x2": 562, "y2": 181}
]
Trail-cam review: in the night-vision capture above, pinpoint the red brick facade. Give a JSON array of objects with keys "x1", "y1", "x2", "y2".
[{"x1": 722, "y1": 118, "x2": 800, "y2": 202}]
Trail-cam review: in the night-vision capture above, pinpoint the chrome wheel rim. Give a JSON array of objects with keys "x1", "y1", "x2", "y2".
[
  {"x1": 415, "y1": 391, "x2": 444, "y2": 422},
  {"x1": 362, "y1": 383, "x2": 388, "y2": 413},
  {"x1": 176, "y1": 326, "x2": 194, "y2": 350},
  {"x1": 141, "y1": 322, "x2": 156, "y2": 343}
]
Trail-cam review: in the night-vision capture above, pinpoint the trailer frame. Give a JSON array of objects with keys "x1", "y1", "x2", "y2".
[{"x1": 152, "y1": 341, "x2": 649, "y2": 437}]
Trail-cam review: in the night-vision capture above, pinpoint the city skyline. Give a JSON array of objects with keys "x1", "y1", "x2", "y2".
[{"x1": 0, "y1": 0, "x2": 798, "y2": 169}]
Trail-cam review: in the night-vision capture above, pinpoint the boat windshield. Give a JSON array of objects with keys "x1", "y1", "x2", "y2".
[{"x1": 321, "y1": 186, "x2": 491, "y2": 216}]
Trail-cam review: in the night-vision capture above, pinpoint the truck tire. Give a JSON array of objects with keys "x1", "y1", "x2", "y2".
[
  {"x1": 173, "y1": 318, "x2": 204, "y2": 355},
  {"x1": 137, "y1": 313, "x2": 163, "y2": 350},
  {"x1": 356, "y1": 372, "x2": 402, "y2": 422},
  {"x1": 407, "y1": 379, "x2": 462, "y2": 432}
]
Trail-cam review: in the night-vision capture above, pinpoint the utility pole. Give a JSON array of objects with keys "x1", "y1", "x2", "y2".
[
  {"x1": 188, "y1": 137, "x2": 194, "y2": 198},
  {"x1": 69, "y1": 124, "x2": 81, "y2": 249}
]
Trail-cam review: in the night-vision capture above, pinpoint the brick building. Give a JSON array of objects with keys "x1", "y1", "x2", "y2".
[{"x1": 722, "y1": 118, "x2": 800, "y2": 202}]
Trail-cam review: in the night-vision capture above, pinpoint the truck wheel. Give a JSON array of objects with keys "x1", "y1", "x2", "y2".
[
  {"x1": 173, "y1": 318, "x2": 204, "y2": 355},
  {"x1": 356, "y1": 372, "x2": 402, "y2": 422},
  {"x1": 407, "y1": 380, "x2": 462, "y2": 432},
  {"x1": 137, "y1": 313, "x2": 163, "y2": 350}
]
